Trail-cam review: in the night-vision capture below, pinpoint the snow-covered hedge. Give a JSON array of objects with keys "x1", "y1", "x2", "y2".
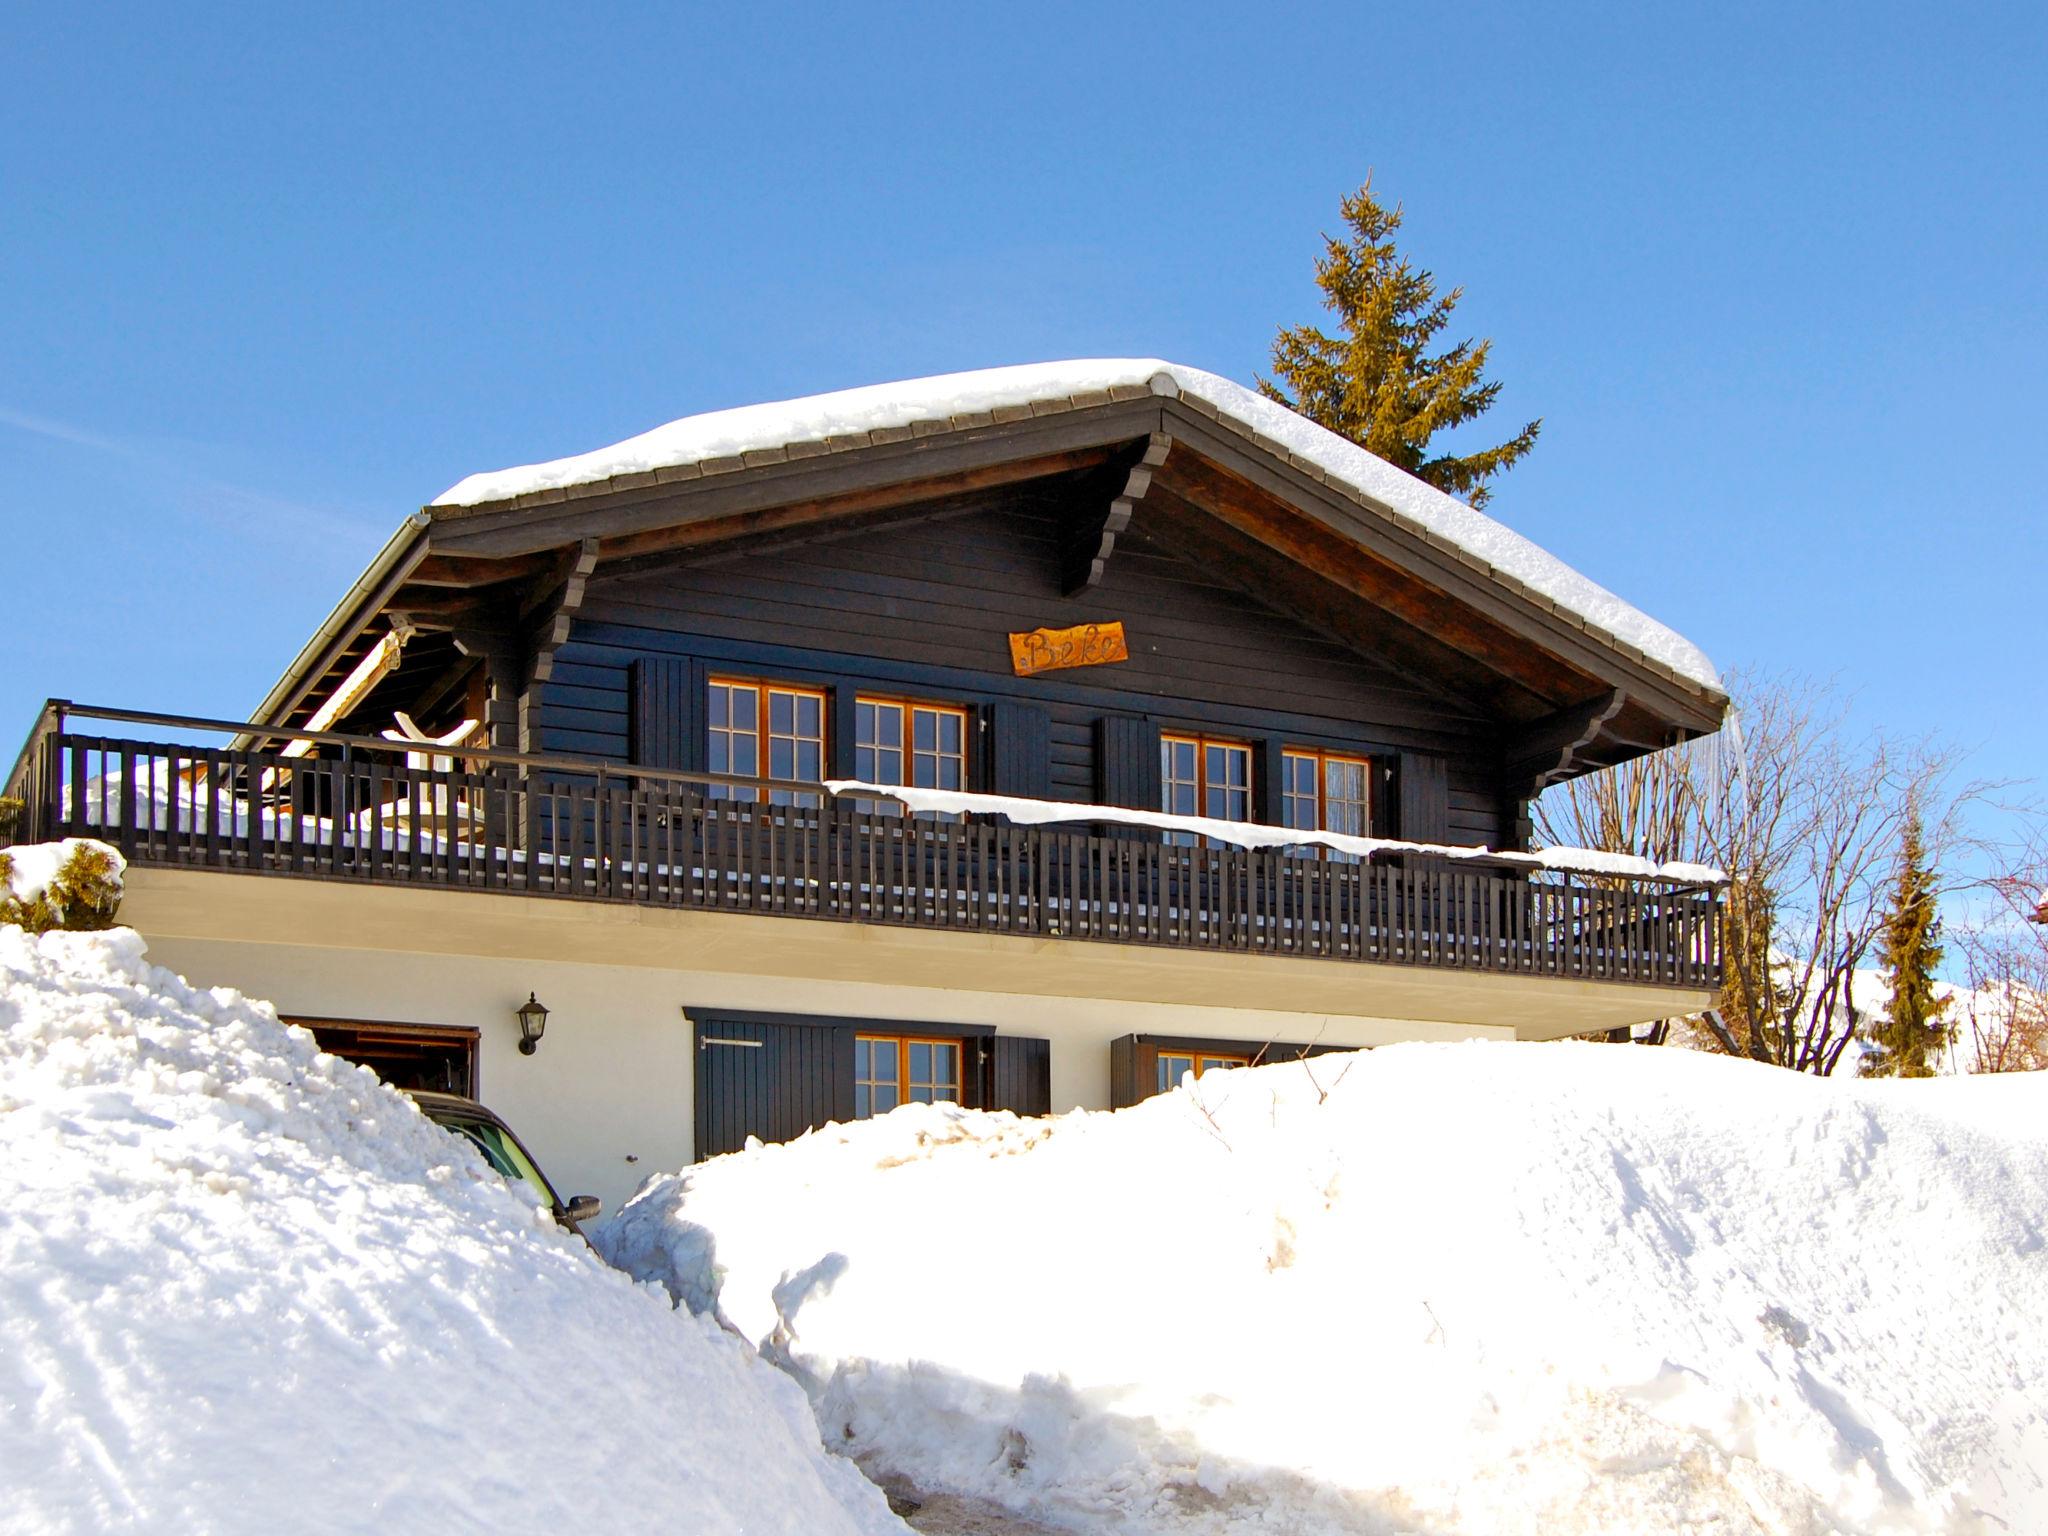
[
  {"x1": 605, "y1": 1045, "x2": 2048, "y2": 1535},
  {"x1": 0, "y1": 927, "x2": 904, "y2": 1535}
]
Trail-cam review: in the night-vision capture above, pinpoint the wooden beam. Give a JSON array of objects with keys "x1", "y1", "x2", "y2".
[
  {"x1": 581, "y1": 445, "x2": 1123, "y2": 570},
  {"x1": 386, "y1": 590, "x2": 508, "y2": 629},
  {"x1": 1138, "y1": 485, "x2": 1518, "y2": 721},
  {"x1": 1155, "y1": 405, "x2": 1726, "y2": 734},
  {"x1": 403, "y1": 551, "x2": 558, "y2": 588},
  {"x1": 1062, "y1": 434, "x2": 1170, "y2": 596},
  {"x1": 1153, "y1": 450, "x2": 1594, "y2": 707},
  {"x1": 427, "y1": 403, "x2": 1165, "y2": 558},
  {"x1": 1503, "y1": 689, "x2": 1628, "y2": 794},
  {"x1": 524, "y1": 539, "x2": 600, "y2": 687}
]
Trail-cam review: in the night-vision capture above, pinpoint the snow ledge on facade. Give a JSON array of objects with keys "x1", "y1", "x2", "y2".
[
  {"x1": 821, "y1": 781, "x2": 1727, "y2": 885},
  {"x1": 430, "y1": 360, "x2": 1723, "y2": 696}
]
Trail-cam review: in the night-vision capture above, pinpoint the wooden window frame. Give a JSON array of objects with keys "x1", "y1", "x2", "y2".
[
  {"x1": 853, "y1": 1032, "x2": 966, "y2": 1118},
  {"x1": 1281, "y1": 747, "x2": 1374, "y2": 846},
  {"x1": 852, "y1": 693, "x2": 972, "y2": 800},
  {"x1": 1154, "y1": 1049, "x2": 1250, "y2": 1094},
  {"x1": 707, "y1": 676, "x2": 828, "y2": 801},
  {"x1": 1160, "y1": 732, "x2": 1252, "y2": 841}
]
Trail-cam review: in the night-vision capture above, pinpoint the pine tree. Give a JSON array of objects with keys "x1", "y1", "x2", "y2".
[
  {"x1": 1262, "y1": 177, "x2": 1541, "y2": 508},
  {"x1": 1869, "y1": 803, "x2": 1951, "y2": 1077}
]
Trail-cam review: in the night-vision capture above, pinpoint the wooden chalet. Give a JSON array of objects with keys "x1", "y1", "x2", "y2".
[{"x1": 6, "y1": 361, "x2": 1730, "y2": 1210}]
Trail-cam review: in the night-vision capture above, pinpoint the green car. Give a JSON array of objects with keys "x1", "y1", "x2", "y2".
[{"x1": 409, "y1": 1090, "x2": 602, "y2": 1243}]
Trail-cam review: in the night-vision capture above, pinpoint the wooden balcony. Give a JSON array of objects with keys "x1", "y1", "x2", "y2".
[{"x1": 6, "y1": 703, "x2": 1722, "y2": 991}]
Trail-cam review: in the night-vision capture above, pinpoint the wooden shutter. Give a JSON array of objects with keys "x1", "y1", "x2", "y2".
[
  {"x1": 987, "y1": 701, "x2": 1051, "y2": 798},
  {"x1": 987, "y1": 1035, "x2": 1051, "y2": 1116},
  {"x1": 1256, "y1": 737, "x2": 1288, "y2": 827},
  {"x1": 692, "y1": 1013, "x2": 855, "y2": 1161},
  {"x1": 1094, "y1": 715, "x2": 1161, "y2": 811},
  {"x1": 1109, "y1": 1034, "x2": 1147, "y2": 1109},
  {"x1": 630, "y1": 657, "x2": 707, "y2": 771},
  {"x1": 828, "y1": 686, "x2": 859, "y2": 781},
  {"x1": 1398, "y1": 752, "x2": 1449, "y2": 843}
]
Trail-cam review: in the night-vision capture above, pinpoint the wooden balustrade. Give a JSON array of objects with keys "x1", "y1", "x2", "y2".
[{"x1": 6, "y1": 710, "x2": 1722, "y2": 990}]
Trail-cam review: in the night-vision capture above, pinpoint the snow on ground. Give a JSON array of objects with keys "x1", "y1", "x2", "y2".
[
  {"x1": 605, "y1": 1044, "x2": 2048, "y2": 1536},
  {"x1": 429, "y1": 359, "x2": 1722, "y2": 695},
  {"x1": 0, "y1": 923, "x2": 905, "y2": 1536}
]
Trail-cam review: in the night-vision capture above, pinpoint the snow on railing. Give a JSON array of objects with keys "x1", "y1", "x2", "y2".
[{"x1": 823, "y1": 781, "x2": 1726, "y2": 886}]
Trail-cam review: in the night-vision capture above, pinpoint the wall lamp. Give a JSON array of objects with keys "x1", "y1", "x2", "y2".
[{"x1": 515, "y1": 992, "x2": 550, "y2": 1056}]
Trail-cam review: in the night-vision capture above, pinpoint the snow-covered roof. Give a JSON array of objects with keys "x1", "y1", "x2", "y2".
[{"x1": 432, "y1": 360, "x2": 1724, "y2": 696}]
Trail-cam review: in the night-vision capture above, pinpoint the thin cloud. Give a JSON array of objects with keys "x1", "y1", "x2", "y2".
[{"x1": 0, "y1": 403, "x2": 385, "y2": 541}]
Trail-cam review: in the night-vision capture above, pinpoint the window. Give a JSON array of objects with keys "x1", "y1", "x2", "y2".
[
  {"x1": 1155, "y1": 1051, "x2": 1248, "y2": 1094},
  {"x1": 708, "y1": 678, "x2": 826, "y2": 805},
  {"x1": 1281, "y1": 748, "x2": 1373, "y2": 854},
  {"x1": 854, "y1": 1034, "x2": 963, "y2": 1118},
  {"x1": 1160, "y1": 733, "x2": 1251, "y2": 846},
  {"x1": 854, "y1": 696, "x2": 969, "y2": 816}
]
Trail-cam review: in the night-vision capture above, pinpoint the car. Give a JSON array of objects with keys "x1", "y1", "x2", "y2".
[{"x1": 408, "y1": 1090, "x2": 602, "y2": 1242}]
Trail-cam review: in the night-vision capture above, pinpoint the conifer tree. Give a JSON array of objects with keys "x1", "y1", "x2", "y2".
[
  {"x1": 1869, "y1": 802, "x2": 1951, "y2": 1077},
  {"x1": 1262, "y1": 177, "x2": 1541, "y2": 508}
]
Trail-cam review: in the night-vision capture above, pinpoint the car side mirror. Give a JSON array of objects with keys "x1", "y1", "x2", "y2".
[{"x1": 559, "y1": 1194, "x2": 602, "y2": 1225}]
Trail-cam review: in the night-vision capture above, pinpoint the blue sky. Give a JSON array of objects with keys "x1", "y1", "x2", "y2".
[{"x1": 4, "y1": 5, "x2": 2043, "y2": 833}]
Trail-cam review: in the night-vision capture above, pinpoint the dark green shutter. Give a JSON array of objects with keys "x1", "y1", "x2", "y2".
[
  {"x1": 829, "y1": 686, "x2": 859, "y2": 780},
  {"x1": 1257, "y1": 738, "x2": 1288, "y2": 826},
  {"x1": 630, "y1": 658, "x2": 700, "y2": 770},
  {"x1": 988, "y1": 701, "x2": 1051, "y2": 798},
  {"x1": 1398, "y1": 753, "x2": 1449, "y2": 843},
  {"x1": 1095, "y1": 715, "x2": 1161, "y2": 810}
]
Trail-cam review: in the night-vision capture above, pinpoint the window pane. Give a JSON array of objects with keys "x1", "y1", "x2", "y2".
[
  {"x1": 879, "y1": 706, "x2": 902, "y2": 750},
  {"x1": 913, "y1": 710, "x2": 936, "y2": 753},
  {"x1": 709, "y1": 687, "x2": 730, "y2": 727},
  {"x1": 909, "y1": 1042, "x2": 931, "y2": 1080},
  {"x1": 732, "y1": 689, "x2": 756, "y2": 730},
  {"x1": 855, "y1": 1083, "x2": 871, "y2": 1119},
  {"x1": 874, "y1": 1040, "x2": 897, "y2": 1079},
  {"x1": 1200, "y1": 1056, "x2": 1242, "y2": 1074},
  {"x1": 855, "y1": 1039, "x2": 871, "y2": 1077},
  {"x1": 796, "y1": 695, "x2": 820, "y2": 734},
  {"x1": 873, "y1": 1085, "x2": 898, "y2": 1113},
  {"x1": 1158, "y1": 1053, "x2": 1194, "y2": 1092},
  {"x1": 769, "y1": 691, "x2": 794, "y2": 734}
]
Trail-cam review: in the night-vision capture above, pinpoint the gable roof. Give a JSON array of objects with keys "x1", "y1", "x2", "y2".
[
  {"x1": 431, "y1": 360, "x2": 1721, "y2": 695},
  {"x1": 251, "y1": 361, "x2": 1729, "y2": 785}
]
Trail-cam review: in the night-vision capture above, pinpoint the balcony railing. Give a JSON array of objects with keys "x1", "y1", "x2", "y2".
[{"x1": 5, "y1": 703, "x2": 1722, "y2": 989}]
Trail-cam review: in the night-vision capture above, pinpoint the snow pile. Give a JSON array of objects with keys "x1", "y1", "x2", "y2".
[
  {"x1": 0, "y1": 925, "x2": 904, "y2": 1536},
  {"x1": 606, "y1": 1044, "x2": 2048, "y2": 1535},
  {"x1": 824, "y1": 780, "x2": 1726, "y2": 884},
  {"x1": 431, "y1": 360, "x2": 1722, "y2": 694}
]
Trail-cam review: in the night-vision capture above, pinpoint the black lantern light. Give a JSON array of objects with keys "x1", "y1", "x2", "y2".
[{"x1": 515, "y1": 992, "x2": 550, "y2": 1056}]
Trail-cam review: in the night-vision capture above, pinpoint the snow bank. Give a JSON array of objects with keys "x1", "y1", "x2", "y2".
[
  {"x1": 605, "y1": 1045, "x2": 2048, "y2": 1535},
  {"x1": 824, "y1": 780, "x2": 1727, "y2": 884},
  {"x1": 0, "y1": 926, "x2": 904, "y2": 1536},
  {"x1": 431, "y1": 360, "x2": 1722, "y2": 694}
]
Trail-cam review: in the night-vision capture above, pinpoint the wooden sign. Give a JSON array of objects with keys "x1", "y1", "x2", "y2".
[{"x1": 1009, "y1": 621, "x2": 1129, "y2": 677}]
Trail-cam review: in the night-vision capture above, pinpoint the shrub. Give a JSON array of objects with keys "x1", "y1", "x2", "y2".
[{"x1": 1, "y1": 839, "x2": 126, "y2": 933}]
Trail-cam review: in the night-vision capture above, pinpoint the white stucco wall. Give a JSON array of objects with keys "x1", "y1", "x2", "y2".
[{"x1": 138, "y1": 933, "x2": 1508, "y2": 1217}]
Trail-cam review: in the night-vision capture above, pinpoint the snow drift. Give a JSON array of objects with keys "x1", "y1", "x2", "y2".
[
  {"x1": 0, "y1": 924, "x2": 904, "y2": 1536},
  {"x1": 605, "y1": 1044, "x2": 2048, "y2": 1535}
]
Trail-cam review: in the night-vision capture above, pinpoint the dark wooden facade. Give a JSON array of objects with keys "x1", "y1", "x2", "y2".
[{"x1": 528, "y1": 487, "x2": 1508, "y2": 849}]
